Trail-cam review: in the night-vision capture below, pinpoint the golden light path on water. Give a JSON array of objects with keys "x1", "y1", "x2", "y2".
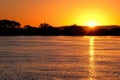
[{"x1": 89, "y1": 37, "x2": 95, "y2": 80}]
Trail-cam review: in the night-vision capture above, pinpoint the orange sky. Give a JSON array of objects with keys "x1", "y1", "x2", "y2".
[{"x1": 0, "y1": 0, "x2": 120, "y2": 27}]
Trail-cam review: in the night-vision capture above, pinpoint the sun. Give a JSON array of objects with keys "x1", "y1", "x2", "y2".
[{"x1": 87, "y1": 21, "x2": 97, "y2": 28}]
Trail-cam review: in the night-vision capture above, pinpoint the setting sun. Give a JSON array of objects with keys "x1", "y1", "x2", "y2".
[{"x1": 87, "y1": 21, "x2": 97, "y2": 28}]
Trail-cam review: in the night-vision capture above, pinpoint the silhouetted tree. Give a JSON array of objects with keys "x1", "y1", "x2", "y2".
[
  {"x1": 0, "y1": 19, "x2": 21, "y2": 28},
  {"x1": 39, "y1": 23, "x2": 52, "y2": 28},
  {"x1": 24, "y1": 25, "x2": 34, "y2": 29},
  {"x1": 93, "y1": 28, "x2": 109, "y2": 35},
  {"x1": 10, "y1": 20, "x2": 21, "y2": 28},
  {"x1": 39, "y1": 23, "x2": 61, "y2": 35},
  {"x1": 23, "y1": 25, "x2": 39, "y2": 35},
  {"x1": 63, "y1": 24, "x2": 84, "y2": 35},
  {"x1": 1, "y1": 19, "x2": 120, "y2": 36},
  {"x1": 0, "y1": 19, "x2": 21, "y2": 35},
  {"x1": 110, "y1": 28, "x2": 120, "y2": 35}
]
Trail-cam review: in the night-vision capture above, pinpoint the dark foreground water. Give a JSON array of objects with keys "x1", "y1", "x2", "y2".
[{"x1": 0, "y1": 36, "x2": 120, "y2": 80}]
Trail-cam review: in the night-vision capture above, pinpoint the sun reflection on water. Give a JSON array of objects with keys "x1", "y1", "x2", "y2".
[{"x1": 89, "y1": 37, "x2": 95, "y2": 80}]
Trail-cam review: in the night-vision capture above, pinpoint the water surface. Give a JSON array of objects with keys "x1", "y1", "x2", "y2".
[{"x1": 0, "y1": 36, "x2": 120, "y2": 80}]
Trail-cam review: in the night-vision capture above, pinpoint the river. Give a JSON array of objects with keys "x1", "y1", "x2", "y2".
[{"x1": 0, "y1": 36, "x2": 119, "y2": 80}]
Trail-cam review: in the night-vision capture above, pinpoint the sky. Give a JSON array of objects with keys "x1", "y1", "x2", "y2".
[{"x1": 0, "y1": 0, "x2": 120, "y2": 27}]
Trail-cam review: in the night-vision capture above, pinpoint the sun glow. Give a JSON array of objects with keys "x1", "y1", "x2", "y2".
[
  {"x1": 87, "y1": 21, "x2": 97, "y2": 28},
  {"x1": 75, "y1": 9, "x2": 111, "y2": 27}
]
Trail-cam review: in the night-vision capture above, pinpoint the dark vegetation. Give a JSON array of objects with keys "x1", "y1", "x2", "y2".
[{"x1": 0, "y1": 19, "x2": 120, "y2": 36}]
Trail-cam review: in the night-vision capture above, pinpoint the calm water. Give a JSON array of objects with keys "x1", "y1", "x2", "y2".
[{"x1": 0, "y1": 36, "x2": 120, "y2": 80}]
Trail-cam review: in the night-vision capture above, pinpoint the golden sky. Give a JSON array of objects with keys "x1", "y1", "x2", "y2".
[{"x1": 0, "y1": 0, "x2": 120, "y2": 27}]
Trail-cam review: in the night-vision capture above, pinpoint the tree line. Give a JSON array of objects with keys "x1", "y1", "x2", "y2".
[{"x1": 0, "y1": 19, "x2": 120, "y2": 36}]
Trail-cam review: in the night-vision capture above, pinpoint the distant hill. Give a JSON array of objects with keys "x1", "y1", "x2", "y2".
[
  {"x1": 95, "y1": 25, "x2": 120, "y2": 29},
  {"x1": 57, "y1": 25, "x2": 120, "y2": 30}
]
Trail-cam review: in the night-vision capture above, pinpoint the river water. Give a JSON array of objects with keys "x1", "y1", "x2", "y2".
[{"x1": 0, "y1": 36, "x2": 119, "y2": 80}]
